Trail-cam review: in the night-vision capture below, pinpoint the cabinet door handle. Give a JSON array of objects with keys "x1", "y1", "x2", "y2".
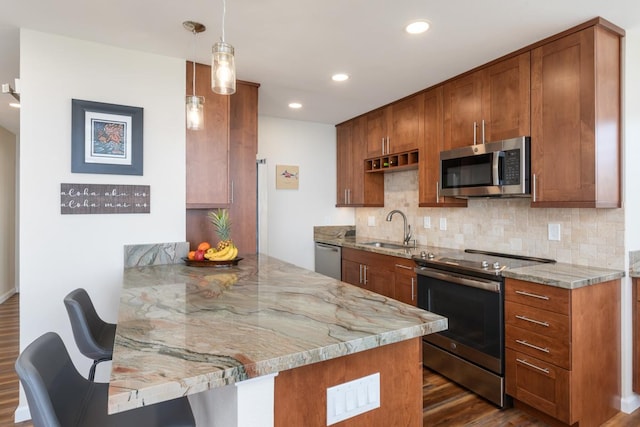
[
  {"x1": 516, "y1": 358, "x2": 550, "y2": 375},
  {"x1": 515, "y1": 290, "x2": 549, "y2": 300},
  {"x1": 359, "y1": 264, "x2": 363, "y2": 284},
  {"x1": 363, "y1": 265, "x2": 368, "y2": 285},
  {"x1": 481, "y1": 119, "x2": 485, "y2": 144},
  {"x1": 386, "y1": 137, "x2": 390, "y2": 155},
  {"x1": 348, "y1": 189, "x2": 351, "y2": 204},
  {"x1": 515, "y1": 339, "x2": 550, "y2": 354},
  {"x1": 515, "y1": 315, "x2": 549, "y2": 327},
  {"x1": 532, "y1": 174, "x2": 537, "y2": 203},
  {"x1": 381, "y1": 138, "x2": 385, "y2": 155},
  {"x1": 473, "y1": 121, "x2": 477, "y2": 145},
  {"x1": 411, "y1": 277, "x2": 415, "y2": 301},
  {"x1": 436, "y1": 181, "x2": 440, "y2": 203},
  {"x1": 395, "y1": 264, "x2": 413, "y2": 270}
]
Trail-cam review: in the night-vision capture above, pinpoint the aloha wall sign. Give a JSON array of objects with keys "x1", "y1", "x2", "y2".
[{"x1": 60, "y1": 183, "x2": 150, "y2": 214}]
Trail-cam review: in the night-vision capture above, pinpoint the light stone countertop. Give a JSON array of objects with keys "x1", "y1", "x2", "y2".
[
  {"x1": 107, "y1": 253, "x2": 447, "y2": 414},
  {"x1": 314, "y1": 226, "x2": 624, "y2": 289},
  {"x1": 501, "y1": 262, "x2": 624, "y2": 289},
  {"x1": 630, "y1": 250, "x2": 640, "y2": 278}
]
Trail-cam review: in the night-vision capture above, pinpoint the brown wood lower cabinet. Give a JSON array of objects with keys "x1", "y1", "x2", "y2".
[
  {"x1": 505, "y1": 278, "x2": 620, "y2": 427},
  {"x1": 341, "y1": 247, "x2": 417, "y2": 306},
  {"x1": 274, "y1": 337, "x2": 422, "y2": 426},
  {"x1": 393, "y1": 260, "x2": 417, "y2": 306}
]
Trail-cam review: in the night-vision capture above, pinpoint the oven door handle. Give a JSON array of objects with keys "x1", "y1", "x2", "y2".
[{"x1": 415, "y1": 267, "x2": 501, "y2": 293}]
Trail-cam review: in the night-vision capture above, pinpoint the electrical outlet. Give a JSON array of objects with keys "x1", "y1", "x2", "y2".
[
  {"x1": 439, "y1": 218, "x2": 447, "y2": 231},
  {"x1": 423, "y1": 216, "x2": 431, "y2": 229},
  {"x1": 548, "y1": 223, "x2": 561, "y2": 241},
  {"x1": 367, "y1": 216, "x2": 375, "y2": 227}
]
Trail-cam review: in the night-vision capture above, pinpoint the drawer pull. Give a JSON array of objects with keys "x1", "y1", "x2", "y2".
[
  {"x1": 515, "y1": 315, "x2": 550, "y2": 327},
  {"x1": 515, "y1": 339, "x2": 550, "y2": 353},
  {"x1": 515, "y1": 290, "x2": 550, "y2": 300},
  {"x1": 516, "y1": 358, "x2": 550, "y2": 375},
  {"x1": 395, "y1": 264, "x2": 413, "y2": 270}
]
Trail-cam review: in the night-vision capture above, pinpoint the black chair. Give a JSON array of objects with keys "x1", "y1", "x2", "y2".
[
  {"x1": 15, "y1": 332, "x2": 195, "y2": 427},
  {"x1": 64, "y1": 288, "x2": 117, "y2": 381}
]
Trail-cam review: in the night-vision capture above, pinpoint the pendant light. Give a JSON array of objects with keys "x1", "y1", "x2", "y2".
[
  {"x1": 184, "y1": 21, "x2": 206, "y2": 130},
  {"x1": 211, "y1": 0, "x2": 236, "y2": 95}
]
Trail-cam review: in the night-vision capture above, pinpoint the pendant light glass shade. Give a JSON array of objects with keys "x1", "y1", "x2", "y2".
[
  {"x1": 186, "y1": 95, "x2": 205, "y2": 130},
  {"x1": 212, "y1": 41, "x2": 236, "y2": 95},
  {"x1": 183, "y1": 21, "x2": 206, "y2": 130}
]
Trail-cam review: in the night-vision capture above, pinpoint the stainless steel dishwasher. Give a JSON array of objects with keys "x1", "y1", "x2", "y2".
[{"x1": 314, "y1": 242, "x2": 342, "y2": 280}]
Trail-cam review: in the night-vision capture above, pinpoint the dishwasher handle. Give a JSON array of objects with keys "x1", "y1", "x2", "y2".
[{"x1": 315, "y1": 243, "x2": 340, "y2": 253}]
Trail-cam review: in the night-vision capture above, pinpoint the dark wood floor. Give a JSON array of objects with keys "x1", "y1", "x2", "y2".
[{"x1": 2, "y1": 293, "x2": 640, "y2": 426}]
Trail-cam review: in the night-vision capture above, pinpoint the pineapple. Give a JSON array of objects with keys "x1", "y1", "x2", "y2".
[{"x1": 207, "y1": 209, "x2": 233, "y2": 251}]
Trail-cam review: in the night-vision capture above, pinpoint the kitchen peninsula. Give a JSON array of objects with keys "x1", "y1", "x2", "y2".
[{"x1": 108, "y1": 253, "x2": 447, "y2": 426}]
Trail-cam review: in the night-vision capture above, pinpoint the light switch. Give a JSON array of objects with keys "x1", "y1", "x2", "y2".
[
  {"x1": 548, "y1": 223, "x2": 561, "y2": 241},
  {"x1": 368, "y1": 216, "x2": 376, "y2": 227},
  {"x1": 440, "y1": 218, "x2": 447, "y2": 231},
  {"x1": 326, "y1": 373, "x2": 380, "y2": 425},
  {"x1": 423, "y1": 216, "x2": 431, "y2": 229}
]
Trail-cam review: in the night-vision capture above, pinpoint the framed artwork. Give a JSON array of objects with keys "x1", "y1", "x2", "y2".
[
  {"x1": 276, "y1": 165, "x2": 299, "y2": 189},
  {"x1": 71, "y1": 99, "x2": 143, "y2": 175}
]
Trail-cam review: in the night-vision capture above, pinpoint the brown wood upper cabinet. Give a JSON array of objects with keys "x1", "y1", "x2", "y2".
[
  {"x1": 443, "y1": 52, "x2": 530, "y2": 149},
  {"x1": 530, "y1": 24, "x2": 622, "y2": 208},
  {"x1": 366, "y1": 93, "x2": 424, "y2": 157},
  {"x1": 186, "y1": 61, "x2": 230, "y2": 207},
  {"x1": 185, "y1": 60, "x2": 259, "y2": 254},
  {"x1": 336, "y1": 117, "x2": 383, "y2": 207},
  {"x1": 419, "y1": 86, "x2": 467, "y2": 207}
]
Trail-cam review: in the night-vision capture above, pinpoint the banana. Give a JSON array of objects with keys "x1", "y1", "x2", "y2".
[
  {"x1": 228, "y1": 246, "x2": 238, "y2": 260},
  {"x1": 209, "y1": 245, "x2": 232, "y2": 260}
]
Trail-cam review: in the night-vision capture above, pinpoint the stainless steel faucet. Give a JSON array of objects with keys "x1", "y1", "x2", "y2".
[{"x1": 385, "y1": 210, "x2": 412, "y2": 246}]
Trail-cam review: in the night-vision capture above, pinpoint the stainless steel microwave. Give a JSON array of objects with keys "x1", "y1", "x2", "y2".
[{"x1": 439, "y1": 136, "x2": 530, "y2": 198}]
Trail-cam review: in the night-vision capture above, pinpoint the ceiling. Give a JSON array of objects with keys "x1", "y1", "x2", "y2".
[{"x1": 1, "y1": 0, "x2": 639, "y2": 137}]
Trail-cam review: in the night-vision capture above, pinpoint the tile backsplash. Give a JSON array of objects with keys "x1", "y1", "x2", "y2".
[{"x1": 354, "y1": 170, "x2": 624, "y2": 269}]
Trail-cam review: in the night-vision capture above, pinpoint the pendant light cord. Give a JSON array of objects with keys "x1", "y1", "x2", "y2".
[
  {"x1": 191, "y1": 30, "x2": 197, "y2": 96},
  {"x1": 221, "y1": 0, "x2": 226, "y2": 42}
]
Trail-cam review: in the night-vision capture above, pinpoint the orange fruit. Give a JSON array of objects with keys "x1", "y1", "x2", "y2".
[
  {"x1": 197, "y1": 242, "x2": 211, "y2": 251},
  {"x1": 187, "y1": 250, "x2": 196, "y2": 260}
]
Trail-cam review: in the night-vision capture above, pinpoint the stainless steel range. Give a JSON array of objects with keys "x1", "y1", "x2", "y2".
[{"x1": 413, "y1": 248, "x2": 554, "y2": 407}]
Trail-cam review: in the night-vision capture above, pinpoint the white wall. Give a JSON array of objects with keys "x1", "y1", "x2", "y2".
[
  {"x1": 0, "y1": 125, "x2": 16, "y2": 302},
  {"x1": 17, "y1": 29, "x2": 186, "y2": 419},
  {"x1": 622, "y1": 27, "x2": 640, "y2": 413},
  {"x1": 258, "y1": 116, "x2": 354, "y2": 270}
]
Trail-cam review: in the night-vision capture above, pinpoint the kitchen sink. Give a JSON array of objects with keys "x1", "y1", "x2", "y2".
[{"x1": 361, "y1": 241, "x2": 410, "y2": 250}]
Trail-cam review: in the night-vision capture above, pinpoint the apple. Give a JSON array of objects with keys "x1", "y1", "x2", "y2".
[{"x1": 194, "y1": 250, "x2": 205, "y2": 261}]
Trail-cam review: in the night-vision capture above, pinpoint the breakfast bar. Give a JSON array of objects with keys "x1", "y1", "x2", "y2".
[{"x1": 108, "y1": 253, "x2": 447, "y2": 426}]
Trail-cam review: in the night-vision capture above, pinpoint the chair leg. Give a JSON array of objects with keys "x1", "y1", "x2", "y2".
[
  {"x1": 89, "y1": 360, "x2": 99, "y2": 381},
  {"x1": 88, "y1": 357, "x2": 112, "y2": 381}
]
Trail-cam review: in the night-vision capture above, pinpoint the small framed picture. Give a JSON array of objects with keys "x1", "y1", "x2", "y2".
[
  {"x1": 276, "y1": 165, "x2": 299, "y2": 189},
  {"x1": 71, "y1": 99, "x2": 143, "y2": 175}
]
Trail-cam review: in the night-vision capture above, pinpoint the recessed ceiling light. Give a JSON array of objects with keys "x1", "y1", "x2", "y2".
[
  {"x1": 332, "y1": 73, "x2": 350, "y2": 82},
  {"x1": 289, "y1": 102, "x2": 302, "y2": 109},
  {"x1": 405, "y1": 20, "x2": 430, "y2": 34},
  {"x1": 9, "y1": 102, "x2": 20, "y2": 108}
]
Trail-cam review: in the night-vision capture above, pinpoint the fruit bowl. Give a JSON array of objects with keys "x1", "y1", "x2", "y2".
[{"x1": 182, "y1": 257, "x2": 243, "y2": 268}]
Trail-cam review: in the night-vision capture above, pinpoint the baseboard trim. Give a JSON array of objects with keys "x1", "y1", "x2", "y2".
[
  {"x1": 0, "y1": 289, "x2": 16, "y2": 304},
  {"x1": 14, "y1": 404, "x2": 31, "y2": 423},
  {"x1": 621, "y1": 393, "x2": 640, "y2": 414}
]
